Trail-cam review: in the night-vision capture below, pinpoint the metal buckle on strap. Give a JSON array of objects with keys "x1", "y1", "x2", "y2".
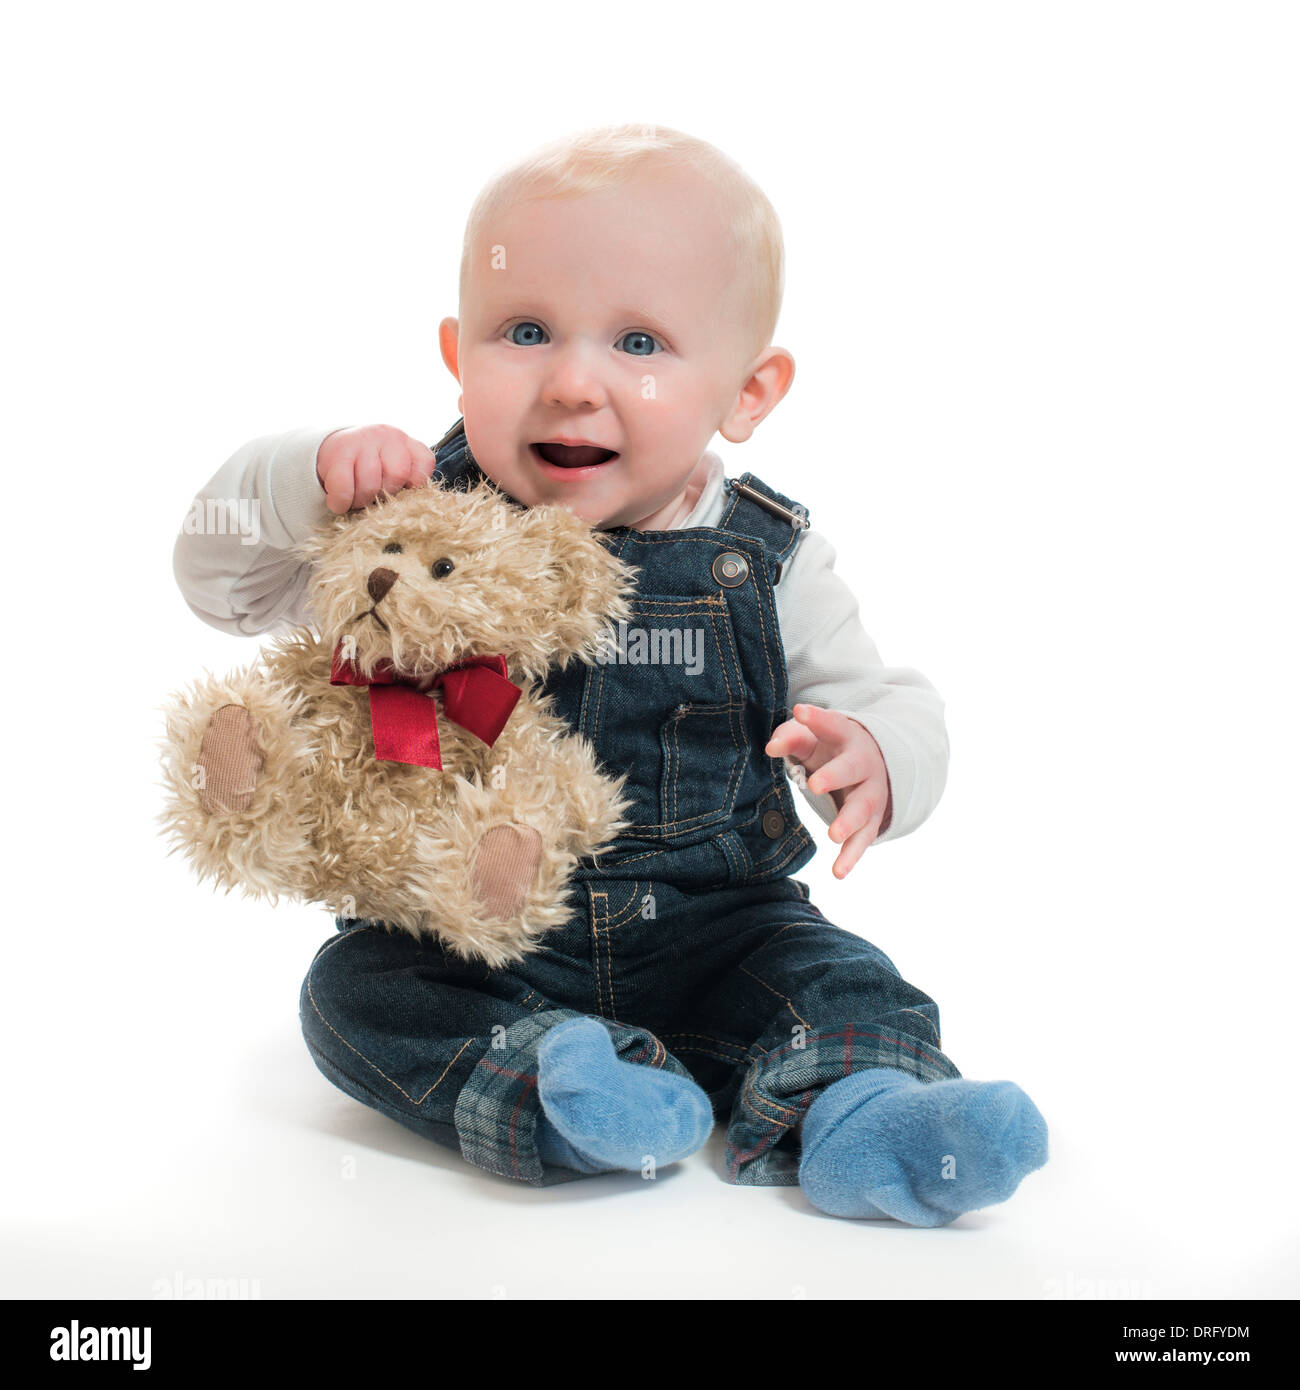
[{"x1": 728, "y1": 478, "x2": 810, "y2": 531}]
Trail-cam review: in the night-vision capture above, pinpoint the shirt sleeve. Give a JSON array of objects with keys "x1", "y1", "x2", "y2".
[
  {"x1": 172, "y1": 427, "x2": 344, "y2": 635},
  {"x1": 772, "y1": 527, "x2": 949, "y2": 844}
]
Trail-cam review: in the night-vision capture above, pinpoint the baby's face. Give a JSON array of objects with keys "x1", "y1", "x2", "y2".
[{"x1": 442, "y1": 168, "x2": 760, "y2": 528}]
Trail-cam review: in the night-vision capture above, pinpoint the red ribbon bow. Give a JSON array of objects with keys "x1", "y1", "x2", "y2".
[{"x1": 330, "y1": 640, "x2": 522, "y2": 769}]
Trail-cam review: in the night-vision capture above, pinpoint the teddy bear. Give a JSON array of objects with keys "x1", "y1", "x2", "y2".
[{"x1": 158, "y1": 476, "x2": 639, "y2": 967}]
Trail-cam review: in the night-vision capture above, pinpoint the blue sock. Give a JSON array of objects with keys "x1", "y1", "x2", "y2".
[
  {"x1": 798, "y1": 1067, "x2": 1048, "y2": 1227},
  {"x1": 534, "y1": 1017, "x2": 714, "y2": 1174}
]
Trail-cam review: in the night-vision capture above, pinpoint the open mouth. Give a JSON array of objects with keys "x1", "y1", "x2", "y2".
[{"x1": 531, "y1": 441, "x2": 619, "y2": 469}]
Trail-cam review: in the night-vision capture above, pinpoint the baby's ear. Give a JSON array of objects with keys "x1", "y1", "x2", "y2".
[{"x1": 514, "y1": 504, "x2": 639, "y2": 668}]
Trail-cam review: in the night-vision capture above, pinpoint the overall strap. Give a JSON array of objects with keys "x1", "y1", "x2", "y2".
[
  {"x1": 717, "y1": 471, "x2": 811, "y2": 579},
  {"x1": 431, "y1": 417, "x2": 499, "y2": 495},
  {"x1": 431, "y1": 417, "x2": 467, "y2": 453}
]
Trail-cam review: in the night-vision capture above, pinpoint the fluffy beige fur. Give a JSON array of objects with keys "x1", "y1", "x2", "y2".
[{"x1": 159, "y1": 477, "x2": 639, "y2": 967}]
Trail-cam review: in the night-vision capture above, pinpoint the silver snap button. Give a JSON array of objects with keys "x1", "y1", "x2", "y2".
[
  {"x1": 712, "y1": 551, "x2": 749, "y2": 587},
  {"x1": 762, "y1": 810, "x2": 786, "y2": 838}
]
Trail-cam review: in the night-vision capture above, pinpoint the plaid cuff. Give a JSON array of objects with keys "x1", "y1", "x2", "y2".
[
  {"x1": 454, "y1": 1010, "x2": 696, "y2": 1186},
  {"x1": 725, "y1": 1021, "x2": 963, "y2": 1187}
]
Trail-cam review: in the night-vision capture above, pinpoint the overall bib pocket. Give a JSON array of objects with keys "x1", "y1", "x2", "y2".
[
  {"x1": 587, "y1": 592, "x2": 748, "y2": 843},
  {"x1": 659, "y1": 698, "x2": 746, "y2": 832}
]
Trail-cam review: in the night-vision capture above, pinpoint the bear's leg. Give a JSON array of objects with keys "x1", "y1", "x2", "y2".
[
  {"x1": 430, "y1": 733, "x2": 632, "y2": 958},
  {"x1": 410, "y1": 774, "x2": 582, "y2": 964}
]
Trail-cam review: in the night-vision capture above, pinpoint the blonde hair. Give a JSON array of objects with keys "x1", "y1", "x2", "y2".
[{"x1": 459, "y1": 123, "x2": 784, "y2": 360}]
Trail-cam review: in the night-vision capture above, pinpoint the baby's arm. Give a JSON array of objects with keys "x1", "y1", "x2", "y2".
[
  {"x1": 770, "y1": 528, "x2": 949, "y2": 855},
  {"x1": 172, "y1": 425, "x2": 435, "y2": 635}
]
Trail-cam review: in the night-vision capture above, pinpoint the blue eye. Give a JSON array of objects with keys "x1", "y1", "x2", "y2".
[
  {"x1": 618, "y1": 331, "x2": 660, "y2": 356},
  {"x1": 507, "y1": 321, "x2": 548, "y2": 346}
]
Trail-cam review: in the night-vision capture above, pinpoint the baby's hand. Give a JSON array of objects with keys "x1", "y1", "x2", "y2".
[
  {"x1": 316, "y1": 424, "x2": 437, "y2": 515},
  {"x1": 765, "y1": 704, "x2": 892, "y2": 878}
]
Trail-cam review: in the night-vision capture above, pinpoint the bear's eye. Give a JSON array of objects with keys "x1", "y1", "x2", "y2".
[
  {"x1": 431, "y1": 557, "x2": 455, "y2": 579},
  {"x1": 382, "y1": 542, "x2": 403, "y2": 555}
]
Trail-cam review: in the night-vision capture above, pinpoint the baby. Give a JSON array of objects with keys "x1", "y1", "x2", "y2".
[{"x1": 173, "y1": 124, "x2": 1047, "y2": 1225}]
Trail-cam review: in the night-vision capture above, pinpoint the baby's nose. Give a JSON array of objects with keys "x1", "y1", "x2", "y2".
[
  {"x1": 543, "y1": 345, "x2": 608, "y2": 409},
  {"x1": 367, "y1": 567, "x2": 398, "y2": 603}
]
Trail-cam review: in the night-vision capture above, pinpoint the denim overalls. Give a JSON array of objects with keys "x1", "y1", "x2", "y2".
[{"x1": 300, "y1": 420, "x2": 963, "y2": 1186}]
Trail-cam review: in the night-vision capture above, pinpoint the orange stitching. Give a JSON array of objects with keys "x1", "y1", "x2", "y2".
[
  {"x1": 605, "y1": 880, "x2": 646, "y2": 933},
  {"x1": 738, "y1": 963, "x2": 811, "y2": 1030},
  {"x1": 714, "y1": 831, "x2": 743, "y2": 879},
  {"x1": 615, "y1": 532, "x2": 782, "y2": 705},
  {"x1": 898, "y1": 1007, "x2": 941, "y2": 1045},
  {"x1": 590, "y1": 593, "x2": 749, "y2": 838},
  {"x1": 601, "y1": 891, "x2": 621, "y2": 1021},
  {"x1": 746, "y1": 541, "x2": 779, "y2": 707},
  {"x1": 590, "y1": 889, "x2": 611, "y2": 1018},
  {"x1": 425, "y1": 1039, "x2": 478, "y2": 1095},
  {"x1": 305, "y1": 967, "x2": 475, "y2": 1107},
  {"x1": 659, "y1": 694, "x2": 746, "y2": 832},
  {"x1": 661, "y1": 1032, "x2": 747, "y2": 1052},
  {"x1": 661, "y1": 1044, "x2": 745, "y2": 1066},
  {"x1": 741, "y1": 1071, "x2": 801, "y2": 1123}
]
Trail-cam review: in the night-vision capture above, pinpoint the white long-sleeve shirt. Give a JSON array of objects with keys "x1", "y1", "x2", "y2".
[{"x1": 172, "y1": 428, "x2": 948, "y2": 843}]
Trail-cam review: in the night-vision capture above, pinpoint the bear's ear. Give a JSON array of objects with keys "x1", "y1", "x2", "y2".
[{"x1": 510, "y1": 503, "x2": 639, "y2": 670}]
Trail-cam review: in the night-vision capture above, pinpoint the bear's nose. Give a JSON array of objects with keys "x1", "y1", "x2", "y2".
[{"x1": 367, "y1": 567, "x2": 399, "y2": 603}]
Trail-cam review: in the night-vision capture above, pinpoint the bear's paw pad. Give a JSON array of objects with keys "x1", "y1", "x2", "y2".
[
  {"x1": 196, "y1": 704, "x2": 265, "y2": 814},
  {"x1": 468, "y1": 823, "x2": 544, "y2": 921}
]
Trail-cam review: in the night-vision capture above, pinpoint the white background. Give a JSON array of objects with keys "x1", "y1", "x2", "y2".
[{"x1": 2, "y1": 0, "x2": 1296, "y2": 1301}]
